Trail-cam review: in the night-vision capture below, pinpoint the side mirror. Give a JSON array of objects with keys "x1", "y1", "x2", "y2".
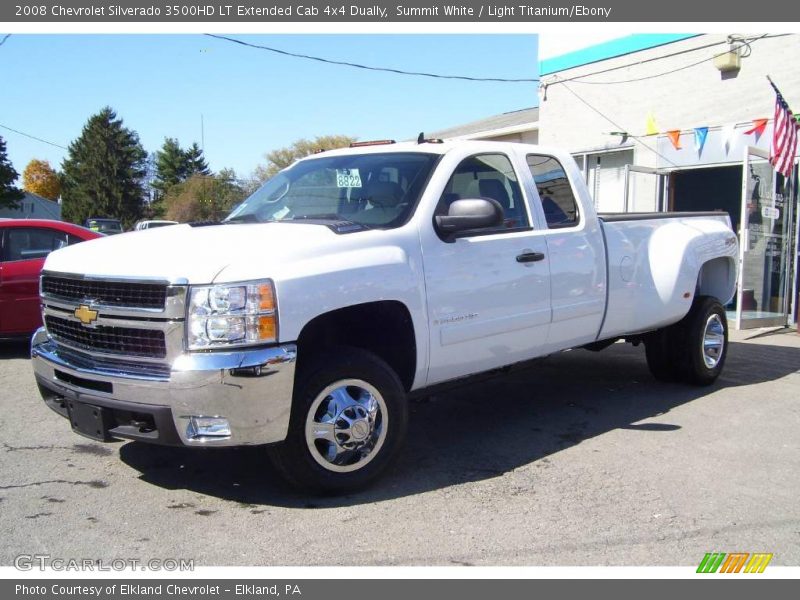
[{"x1": 435, "y1": 198, "x2": 504, "y2": 239}]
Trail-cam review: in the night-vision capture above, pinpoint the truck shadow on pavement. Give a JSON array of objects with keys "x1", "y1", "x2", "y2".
[
  {"x1": 119, "y1": 335, "x2": 800, "y2": 507},
  {"x1": 0, "y1": 340, "x2": 30, "y2": 360}
]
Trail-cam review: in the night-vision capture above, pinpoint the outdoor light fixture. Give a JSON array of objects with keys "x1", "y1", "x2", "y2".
[{"x1": 714, "y1": 39, "x2": 742, "y2": 73}]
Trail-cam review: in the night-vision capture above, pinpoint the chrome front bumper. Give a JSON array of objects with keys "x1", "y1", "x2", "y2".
[{"x1": 31, "y1": 327, "x2": 297, "y2": 447}]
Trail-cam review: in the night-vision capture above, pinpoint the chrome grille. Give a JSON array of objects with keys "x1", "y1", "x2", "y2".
[
  {"x1": 53, "y1": 346, "x2": 171, "y2": 379},
  {"x1": 44, "y1": 315, "x2": 167, "y2": 359},
  {"x1": 41, "y1": 276, "x2": 167, "y2": 310}
]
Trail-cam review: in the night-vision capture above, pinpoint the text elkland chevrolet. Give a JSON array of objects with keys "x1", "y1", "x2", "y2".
[{"x1": 31, "y1": 140, "x2": 738, "y2": 492}]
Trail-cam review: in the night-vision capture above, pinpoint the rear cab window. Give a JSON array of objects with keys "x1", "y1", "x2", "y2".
[
  {"x1": 526, "y1": 154, "x2": 580, "y2": 229},
  {"x1": 435, "y1": 153, "x2": 530, "y2": 234}
]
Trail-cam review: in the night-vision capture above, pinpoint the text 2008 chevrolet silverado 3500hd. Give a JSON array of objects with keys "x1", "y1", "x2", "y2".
[{"x1": 31, "y1": 140, "x2": 739, "y2": 492}]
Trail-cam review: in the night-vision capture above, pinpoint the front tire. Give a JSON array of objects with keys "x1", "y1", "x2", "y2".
[{"x1": 268, "y1": 346, "x2": 408, "y2": 494}]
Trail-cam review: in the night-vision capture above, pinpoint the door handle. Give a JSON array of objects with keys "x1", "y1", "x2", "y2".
[{"x1": 516, "y1": 251, "x2": 546, "y2": 263}]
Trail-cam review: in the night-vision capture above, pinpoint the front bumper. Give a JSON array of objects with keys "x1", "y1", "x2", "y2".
[{"x1": 31, "y1": 327, "x2": 297, "y2": 447}]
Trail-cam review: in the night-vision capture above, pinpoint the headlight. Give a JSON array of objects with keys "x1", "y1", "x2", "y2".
[{"x1": 187, "y1": 280, "x2": 277, "y2": 350}]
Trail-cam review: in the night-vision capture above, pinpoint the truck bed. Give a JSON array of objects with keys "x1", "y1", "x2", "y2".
[
  {"x1": 599, "y1": 211, "x2": 728, "y2": 222},
  {"x1": 597, "y1": 211, "x2": 737, "y2": 341}
]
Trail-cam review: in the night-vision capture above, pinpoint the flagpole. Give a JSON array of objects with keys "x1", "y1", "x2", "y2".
[
  {"x1": 766, "y1": 75, "x2": 798, "y2": 326},
  {"x1": 766, "y1": 75, "x2": 781, "y2": 96}
]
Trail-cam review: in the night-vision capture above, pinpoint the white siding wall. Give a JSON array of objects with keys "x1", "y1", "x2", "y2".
[{"x1": 539, "y1": 33, "x2": 800, "y2": 211}]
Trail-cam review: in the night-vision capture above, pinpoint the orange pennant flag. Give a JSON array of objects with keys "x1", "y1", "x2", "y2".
[
  {"x1": 744, "y1": 118, "x2": 768, "y2": 136},
  {"x1": 667, "y1": 130, "x2": 682, "y2": 150}
]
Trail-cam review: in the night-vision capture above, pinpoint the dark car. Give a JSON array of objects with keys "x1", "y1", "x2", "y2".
[
  {"x1": 0, "y1": 219, "x2": 102, "y2": 338},
  {"x1": 84, "y1": 217, "x2": 123, "y2": 235}
]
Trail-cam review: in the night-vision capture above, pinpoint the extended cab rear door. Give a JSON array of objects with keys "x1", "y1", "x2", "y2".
[
  {"x1": 420, "y1": 151, "x2": 552, "y2": 385},
  {"x1": 523, "y1": 152, "x2": 607, "y2": 349}
]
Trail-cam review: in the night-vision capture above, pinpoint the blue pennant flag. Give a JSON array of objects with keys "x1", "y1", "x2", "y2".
[{"x1": 694, "y1": 127, "x2": 709, "y2": 155}]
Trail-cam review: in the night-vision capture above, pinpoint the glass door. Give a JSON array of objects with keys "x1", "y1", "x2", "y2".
[
  {"x1": 736, "y1": 147, "x2": 794, "y2": 329},
  {"x1": 623, "y1": 165, "x2": 669, "y2": 212}
]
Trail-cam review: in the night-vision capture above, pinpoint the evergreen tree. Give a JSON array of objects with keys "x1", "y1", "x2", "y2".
[
  {"x1": 152, "y1": 137, "x2": 189, "y2": 198},
  {"x1": 0, "y1": 136, "x2": 25, "y2": 210},
  {"x1": 60, "y1": 107, "x2": 147, "y2": 228},
  {"x1": 185, "y1": 142, "x2": 210, "y2": 176}
]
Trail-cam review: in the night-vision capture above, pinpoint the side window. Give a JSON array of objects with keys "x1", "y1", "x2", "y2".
[
  {"x1": 437, "y1": 153, "x2": 529, "y2": 231},
  {"x1": 527, "y1": 155, "x2": 580, "y2": 228},
  {"x1": 4, "y1": 227, "x2": 69, "y2": 262}
]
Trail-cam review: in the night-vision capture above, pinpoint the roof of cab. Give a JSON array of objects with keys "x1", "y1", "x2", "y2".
[
  {"x1": 294, "y1": 141, "x2": 575, "y2": 174},
  {"x1": 300, "y1": 139, "x2": 553, "y2": 160}
]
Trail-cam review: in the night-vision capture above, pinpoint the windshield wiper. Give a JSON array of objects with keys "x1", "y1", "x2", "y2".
[
  {"x1": 224, "y1": 214, "x2": 259, "y2": 224},
  {"x1": 288, "y1": 214, "x2": 344, "y2": 221}
]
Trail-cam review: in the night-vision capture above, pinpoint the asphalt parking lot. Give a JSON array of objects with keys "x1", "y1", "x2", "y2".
[{"x1": 1, "y1": 328, "x2": 798, "y2": 567}]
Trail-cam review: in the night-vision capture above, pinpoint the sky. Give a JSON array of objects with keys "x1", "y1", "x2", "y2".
[{"x1": 0, "y1": 34, "x2": 538, "y2": 181}]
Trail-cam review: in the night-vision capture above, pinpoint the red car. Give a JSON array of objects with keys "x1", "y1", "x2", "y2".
[{"x1": 0, "y1": 219, "x2": 102, "y2": 338}]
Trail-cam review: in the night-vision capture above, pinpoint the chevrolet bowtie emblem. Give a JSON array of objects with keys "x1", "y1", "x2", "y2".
[{"x1": 74, "y1": 304, "x2": 98, "y2": 325}]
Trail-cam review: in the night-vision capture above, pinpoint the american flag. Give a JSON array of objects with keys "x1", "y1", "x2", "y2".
[{"x1": 770, "y1": 89, "x2": 799, "y2": 178}]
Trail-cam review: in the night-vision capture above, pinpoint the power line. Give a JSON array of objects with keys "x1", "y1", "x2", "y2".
[
  {"x1": 558, "y1": 82, "x2": 677, "y2": 167},
  {"x1": 0, "y1": 123, "x2": 68, "y2": 150},
  {"x1": 0, "y1": 34, "x2": 11, "y2": 47},
  {"x1": 551, "y1": 34, "x2": 790, "y2": 87},
  {"x1": 563, "y1": 34, "x2": 773, "y2": 86},
  {"x1": 204, "y1": 34, "x2": 539, "y2": 84}
]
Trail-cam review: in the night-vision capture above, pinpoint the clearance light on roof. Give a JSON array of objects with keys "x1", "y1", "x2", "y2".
[
  {"x1": 416, "y1": 132, "x2": 444, "y2": 144},
  {"x1": 349, "y1": 140, "x2": 397, "y2": 147}
]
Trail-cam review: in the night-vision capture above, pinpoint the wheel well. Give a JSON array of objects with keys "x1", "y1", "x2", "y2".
[
  {"x1": 296, "y1": 301, "x2": 417, "y2": 391},
  {"x1": 697, "y1": 257, "x2": 736, "y2": 304}
]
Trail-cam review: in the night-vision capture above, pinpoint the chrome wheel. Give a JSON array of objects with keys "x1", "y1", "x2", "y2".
[
  {"x1": 304, "y1": 379, "x2": 388, "y2": 473},
  {"x1": 702, "y1": 314, "x2": 725, "y2": 369}
]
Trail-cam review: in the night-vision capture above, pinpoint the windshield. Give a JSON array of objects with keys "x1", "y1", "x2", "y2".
[
  {"x1": 226, "y1": 152, "x2": 438, "y2": 228},
  {"x1": 87, "y1": 219, "x2": 122, "y2": 233},
  {"x1": 147, "y1": 221, "x2": 177, "y2": 228}
]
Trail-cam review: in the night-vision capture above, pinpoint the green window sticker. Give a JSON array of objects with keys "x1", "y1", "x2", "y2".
[{"x1": 336, "y1": 169, "x2": 362, "y2": 188}]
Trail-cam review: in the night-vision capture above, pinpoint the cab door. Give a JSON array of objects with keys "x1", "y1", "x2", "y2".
[
  {"x1": 420, "y1": 152, "x2": 552, "y2": 385},
  {"x1": 526, "y1": 153, "x2": 607, "y2": 350}
]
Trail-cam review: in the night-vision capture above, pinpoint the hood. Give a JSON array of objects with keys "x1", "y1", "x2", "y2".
[{"x1": 43, "y1": 222, "x2": 345, "y2": 284}]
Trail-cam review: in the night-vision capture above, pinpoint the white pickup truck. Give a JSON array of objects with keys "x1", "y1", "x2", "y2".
[{"x1": 32, "y1": 140, "x2": 739, "y2": 492}]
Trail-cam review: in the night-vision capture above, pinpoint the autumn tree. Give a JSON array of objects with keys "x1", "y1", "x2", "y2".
[
  {"x1": 60, "y1": 107, "x2": 147, "y2": 228},
  {"x1": 254, "y1": 134, "x2": 356, "y2": 182},
  {"x1": 22, "y1": 159, "x2": 61, "y2": 201},
  {"x1": 0, "y1": 136, "x2": 25, "y2": 210},
  {"x1": 163, "y1": 169, "x2": 247, "y2": 223}
]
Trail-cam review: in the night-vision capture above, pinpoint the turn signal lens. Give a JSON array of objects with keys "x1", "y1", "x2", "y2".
[
  {"x1": 257, "y1": 283, "x2": 275, "y2": 311},
  {"x1": 258, "y1": 315, "x2": 276, "y2": 340}
]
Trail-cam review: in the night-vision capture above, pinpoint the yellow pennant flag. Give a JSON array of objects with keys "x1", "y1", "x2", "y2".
[{"x1": 645, "y1": 112, "x2": 659, "y2": 136}]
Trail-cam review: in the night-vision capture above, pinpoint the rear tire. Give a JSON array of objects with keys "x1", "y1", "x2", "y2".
[
  {"x1": 673, "y1": 296, "x2": 728, "y2": 386},
  {"x1": 268, "y1": 346, "x2": 408, "y2": 494},
  {"x1": 644, "y1": 296, "x2": 728, "y2": 386}
]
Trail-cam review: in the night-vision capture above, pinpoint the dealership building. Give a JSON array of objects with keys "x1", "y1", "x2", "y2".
[{"x1": 538, "y1": 33, "x2": 799, "y2": 329}]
